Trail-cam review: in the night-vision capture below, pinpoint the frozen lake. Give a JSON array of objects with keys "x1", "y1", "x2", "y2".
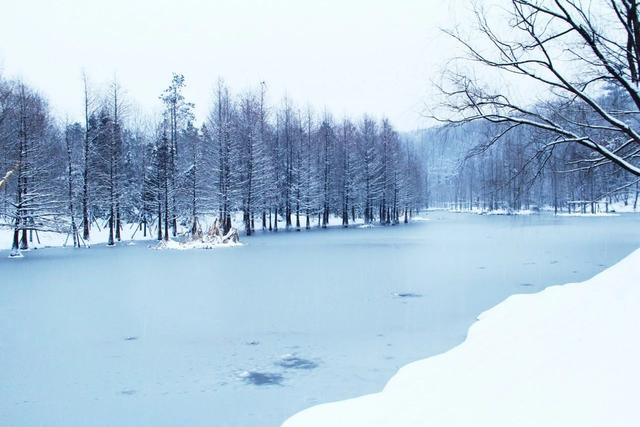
[{"x1": 1, "y1": 212, "x2": 639, "y2": 427}]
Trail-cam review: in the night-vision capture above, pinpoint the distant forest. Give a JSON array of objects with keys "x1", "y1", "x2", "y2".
[
  {"x1": 426, "y1": 0, "x2": 640, "y2": 214},
  {"x1": 415, "y1": 98, "x2": 640, "y2": 214}
]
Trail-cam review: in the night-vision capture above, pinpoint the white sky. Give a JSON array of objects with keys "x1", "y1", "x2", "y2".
[{"x1": 0, "y1": 0, "x2": 469, "y2": 131}]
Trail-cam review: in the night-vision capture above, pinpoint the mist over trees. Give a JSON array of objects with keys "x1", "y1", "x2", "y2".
[
  {"x1": 428, "y1": 0, "x2": 640, "y2": 212},
  {"x1": 0, "y1": 73, "x2": 426, "y2": 255},
  {"x1": 412, "y1": 112, "x2": 640, "y2": 213}
]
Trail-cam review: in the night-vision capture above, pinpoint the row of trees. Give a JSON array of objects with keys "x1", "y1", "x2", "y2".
[{"x1": 1, "y1": 74, "x2": 427, "y2": 255}]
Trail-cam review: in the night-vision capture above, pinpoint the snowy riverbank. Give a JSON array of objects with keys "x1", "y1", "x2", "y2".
[
  {"x1": 431, "y1": 199, "x2": 640, "y2": 216},
  {"x1": 283, "y1": 249, "x2": 640, "y2": 427},
  {"x1": 0, "y1": 213, "x2": 399, "y2": 252},
  {"x1": 0, "y1": 223, "x2": 154, "y2": 251}
]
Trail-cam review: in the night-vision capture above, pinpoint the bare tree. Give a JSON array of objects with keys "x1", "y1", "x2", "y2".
[
  {"x1": 81, "y1": 72, "x2": 94, "y2": 241},
  {"x1": 8, "y1": 83, "x2": 63, "y2": 256},
  {"x1": 160, "y1": 73, "x2": 193, "y2": 237},
  {"x1": 64, "y1": 122, "x2": 81, "y2": 247},
  {"x1": 439, "y1": 0, "x2": 640, "y2": 178}
]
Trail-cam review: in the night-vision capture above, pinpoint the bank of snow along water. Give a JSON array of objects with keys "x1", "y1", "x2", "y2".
[{"x1": 283, "y1": 249, "x2": 640, "y2": 427}]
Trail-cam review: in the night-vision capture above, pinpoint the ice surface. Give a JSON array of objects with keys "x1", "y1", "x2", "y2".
[{"x1": 1, "y1": 212, "x2": 639, "y2": 427}]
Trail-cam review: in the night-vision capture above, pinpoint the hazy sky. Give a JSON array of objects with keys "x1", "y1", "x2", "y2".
[{"x1": 0, "y1": 0, "x2": 467, "y2": 131}]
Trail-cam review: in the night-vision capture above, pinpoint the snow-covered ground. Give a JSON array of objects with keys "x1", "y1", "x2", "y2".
[
  {"x1": 154, "y1": 238, "x2": 243, "y2": 250},
  {"x1": 444, "y1": 207, "x2": 535, "y2": 215},
  {"x1": 0, "y1": 214, "x2": 367, "y2": 252},
  {"x1": 0, "y1": 223, "x2": 242, "y2": 254},
  {"x1": 432, "y1": 201, "x2": 640, "y2": 216},
  {"x1": 604, "y1": 200, "x2": 639, "y2": 213},
  {"x1": 284, "y1": 249, "x2": 640, "y2": 427},
  {"x1": 557, "y1": 212, "x2": 620, "y2": 217},
  {"x1": 0, "y1": 222, "x2": 154, "y2": 250}
]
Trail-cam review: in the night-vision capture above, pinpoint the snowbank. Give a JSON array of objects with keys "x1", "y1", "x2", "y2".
[
  {"x1": 153, "y1": 238, "x2": 242, "y2": 250},
  {"x1": 283, "y1": 249, "x2": 640, "y2": 427},
  {"x1": 609, "y1": 204, "x2": 638, "y2": 213},
  {"x1": 446, "y1": 207, "x2": 537, "y2": 216},
  {"x1": 557, "y1": 212, "x2": 620, "y2": 217},
  {"x1": 152, "y1": 223, "x2": 242, "y2": 251},
  {"x1": 0, "y1": 214, "x2": 370, "y2": 251},
  {"x1": 482, "y1": 208, "x2": 536, "y2": 216},
  {"x1": 0, "y1": 223, "x2": 155, "y2": 251},
  {"x1": 0, "y1": 223, "x2": 243, "y2": 253}
]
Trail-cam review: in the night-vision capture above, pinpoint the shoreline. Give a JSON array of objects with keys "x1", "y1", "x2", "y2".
[{"x1": 283, "y1": 249, "x2": 640, "y2": 427}]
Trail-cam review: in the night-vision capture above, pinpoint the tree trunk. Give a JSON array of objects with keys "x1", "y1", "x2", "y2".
[
  {"x1": 108, "y1": 206, "x2": 114, "y2": 246},
  {"x1": 115, "y1": 201, "x2": 121, "y2": 241},
  {"x1": 157, "y1": 201, "x2": 163, "y2": 241},
  {"x1": 82, "y1": 74, "x2": 91, "y2": 241},
  {"x1": 274, "y1": 207, "x2": 278, "y2": 232},
  {"x1": 11, "y1": 227, "x2": 20, "y2": 255}
]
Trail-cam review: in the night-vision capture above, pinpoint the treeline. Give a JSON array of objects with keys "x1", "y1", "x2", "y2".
[
  {"x1": 0, "y1": 74, "x2": 427, "y2": 255},
  {"x1": 416, "y1": 86, "x2": 640, "y2": 213}
]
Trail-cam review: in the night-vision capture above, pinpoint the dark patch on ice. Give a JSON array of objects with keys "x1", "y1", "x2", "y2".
[
  {"x1": 246, "y1": 340, "x2": 260, "y2": 346},
  {"x1": 550, "y1": 260, "x2": 559, "y2": 264},
  {"x1": 124, "y1": 336, "x2": 138, "y2": 341},
  {"x1": 240, "y1": 371, "x2": 284, "y2": 386},
  {"x1": 523, "y1": 261, "x2": 536, "y2": 265},
  {"x1": 277, "y1": 354, "x2": 318, "y2": 370},
  {"x1": 120, "y1": 389, "x2": 136, "y2": 396},
  {"x1": 520, "y1": 283, "x2": 535, "y2": 287},
  {"x1": 393, "y1": 292, "x2": 422, "y2": 298}
]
